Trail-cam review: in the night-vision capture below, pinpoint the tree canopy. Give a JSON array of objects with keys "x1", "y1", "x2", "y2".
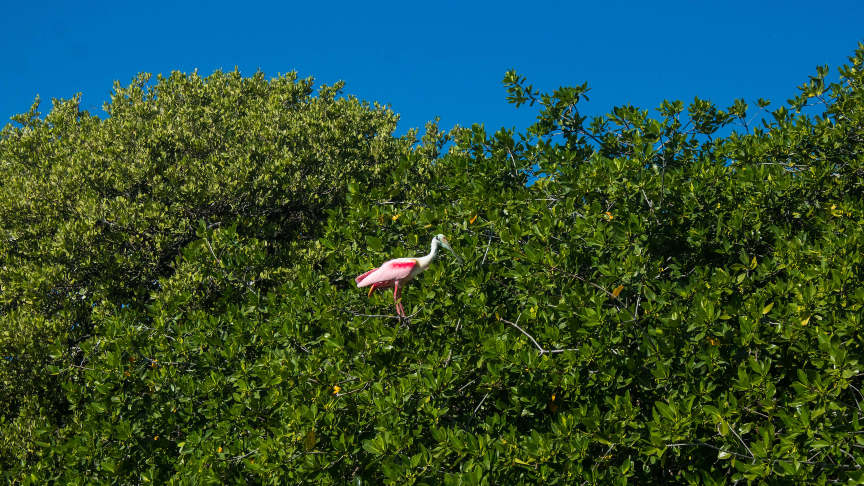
[
  {"x1": 0, "y1": 68, "x2": 417, "y2": 477},
  {"x1": 2, "y1": 43, "x2": 864, "y2": 484}
]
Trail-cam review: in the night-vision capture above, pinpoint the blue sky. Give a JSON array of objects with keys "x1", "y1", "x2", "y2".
[{"x1": 2, "y1": 0, "x2": 863, "y2": 138}]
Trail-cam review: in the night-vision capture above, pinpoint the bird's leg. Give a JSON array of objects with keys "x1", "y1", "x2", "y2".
[
  {"x1": 393, "y1": 283, "x2": 403, "y2": 317},
  {"x1": 398, "y1": 286, "x2": 407, "y2": 318},
  {"x1": 368, "y1": 284, "x2": 376, "y2": 297}
]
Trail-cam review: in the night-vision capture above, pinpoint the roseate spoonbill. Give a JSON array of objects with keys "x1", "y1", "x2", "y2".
[{"x1": 355, "y1": 234, "x2": 462, "y2": 317}]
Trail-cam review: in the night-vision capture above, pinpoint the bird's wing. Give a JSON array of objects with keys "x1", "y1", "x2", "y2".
[{"x1": 355, "y1": 259, "x2": 417, "y2": 287}]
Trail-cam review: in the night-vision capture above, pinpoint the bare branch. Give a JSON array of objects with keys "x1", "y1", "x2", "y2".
[
  {"x1": 339, "y1": 308, "x2": 422, "y2": 320},
  {"x1": 500, "y1": 314, "x2": 578, "y2": 356},
  {"x1": 473, "y1": 393, "x2": 489, "y2": 415},
  {"x1": 481, "y1": 227, "x2": 494, "y2": 265},
  {"x1": 203, "y1": 237, "x2": 223, "y2": 268},
  {"x1": 335, "y1": 381, "x2": 372, "y2": 397},
  {"x1": 666, "y1": 442, "x2": 853, "y2": 468},
  {"x1": 722, "y1": 418, "x2": 756, "y2": 463}
]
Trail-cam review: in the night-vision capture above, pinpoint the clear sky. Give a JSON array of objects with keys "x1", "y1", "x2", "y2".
[{"x1": 2, "y1": 0, "x2": 863, "y2": 137}]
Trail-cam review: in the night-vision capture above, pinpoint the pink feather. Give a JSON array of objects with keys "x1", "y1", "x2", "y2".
[
  {"x1": 354, "y1": 268, "x2": 379, "y2": 284},
  {"x1": 355, "y1": 259, "x2": 417, "y2": 288}
]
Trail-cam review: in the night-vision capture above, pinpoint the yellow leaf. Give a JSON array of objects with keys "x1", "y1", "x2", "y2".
[
  {"x1": 605, "y1": 211, "x2": 613, "y2": 220},
  {"x1": 470, "y1": 215, "x2": 478, "y2": 224},
  {"x1": 548, "y1": 394, "x2": 559, "y2": 413},
  {"x1": 800, "y1": 316, "x2": 810, "y2": 326},
  {"x1": 762, "y1": 302, "x2": 774, "y2": 314},
  {"x1": 707, "y1": 336, "x2": 718, "y2": 346},
  {"x1": 304, "y1": 429, "x2": 316, "y2": 452},
  {"x1": 333, "y1": 386, "x2": 341, "y2": 394},
  {"x1": 612, "y1": 285, "x2": 624, "y2": 298},
  {"x1": 218, "y1": 447, "x2": 222, "y2": 453},
  {"x1": 514, "y1": 458, "x2": 531, "y2": 465},
  {"x1": 495, "y1": 312, "x2": 500, "y2": 320},
  {"x1": 750, "y1": 256, "x2": 757, "y2": 269},
  {"x1": 154, "y1": 436, "x2": 159, "y2": 441},
  {"x1": 391, "y1": 214, "x2": 401, "y2": 221}
]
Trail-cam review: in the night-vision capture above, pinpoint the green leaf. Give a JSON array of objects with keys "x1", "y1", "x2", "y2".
[
  {"x1": 655, "y1": 402, "x2": 676, "y2": 422},
  {"x1": 366, "y1": 236, "x2": 382, "y2": 251}
]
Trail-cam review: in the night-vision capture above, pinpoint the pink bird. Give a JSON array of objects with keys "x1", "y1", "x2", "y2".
[{"x1": 355, "y1": 234, "x2": 461, "y2": 317}]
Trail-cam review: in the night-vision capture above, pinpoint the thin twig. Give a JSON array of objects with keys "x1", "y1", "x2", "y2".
[
  {"x1": 443, "y1": 349, "x2": 453, "y2": 368},
  {"x1": 500, "y1": 315, "x2": 578, "y2": 356},
  {"x1": 203, "y1": 237, "x2": 223, "y2": 267},
  {"x1": 443, "y1": 319, "x2": 461, "y2": 367},
  {"x1": 481, "y1": 228, "x2": 494, "y2": 265},
  {"x1": 665, "y1": 442, "x2": 853, "y2": 468},
  {"x1": 68, "y1": 363, "x2": 106, "y2": 373},
  {"x1": 592, "y1": 444, "x2": 616, "y2": 472},
  {"x1": 502, "y1": 313, "x2": 542, "y2": 352},
  {"x1": 137, "y1": 325, "x2": 176, "y2": 341},
  {"x1": 339, "y1": 308, "x2": 422, "y2": 320},
  {"x1": 742, "y1": 407, "x2": 770, "y2": 419},
  {"x1": 506, "y1": 148, "x2": 519, "y2": 177},
  {"x1": 335, "y1": 381, "x2": 372, "y2": 397},
  {"x1": 375, "y1": 201, "x2": 430, "y2": 208},
  {"x1": 640, "y1": 187, "x2": 657, "y2": 217},
  {"x1": 220, "y1": 448, "x2": 259, "y2": 462},
  {"x1": 473, "y1": 393, "x2": 490, "y2": 415},
  {"x1": 722, "y1": 418, "x2": 756, "y2": 463},
  {"x1": 457, "y1": 380, "x2": 476, "y2": 394}
]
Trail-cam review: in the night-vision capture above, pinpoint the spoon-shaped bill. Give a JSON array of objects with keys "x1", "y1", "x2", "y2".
[{"x1": 441, "y1": 238, "x2": 463, "y2": 265}]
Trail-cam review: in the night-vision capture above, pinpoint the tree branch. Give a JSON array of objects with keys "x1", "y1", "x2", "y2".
[{"x1": 500, "y1": 313, "x2": 578, "y2": 355}]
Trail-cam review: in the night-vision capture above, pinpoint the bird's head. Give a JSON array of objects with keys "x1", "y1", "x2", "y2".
[{"x1": 435, "y1": 234, "x2": 462, "y2": 264}]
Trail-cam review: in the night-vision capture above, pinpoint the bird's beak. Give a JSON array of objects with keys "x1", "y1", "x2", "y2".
[{"x1": 441, "y1": 238, "x2": 463, "y2": 265}]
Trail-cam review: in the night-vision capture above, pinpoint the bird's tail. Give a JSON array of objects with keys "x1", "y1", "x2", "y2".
[{"x1": 355, "y1": 268, "x2": 378, "y2": 286}]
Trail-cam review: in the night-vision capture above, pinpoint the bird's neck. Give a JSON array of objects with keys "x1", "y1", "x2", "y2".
[{"x1": 416, "y1": 240, "x2": 439, "y2": 269}]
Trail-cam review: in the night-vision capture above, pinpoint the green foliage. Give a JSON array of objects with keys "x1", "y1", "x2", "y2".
[
  {"x1": 0, "y1": 69, "x2": 416, "y2": 475},
  {"x1": 4, "y1": 44, "x2": 864, "y2": 484}
]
